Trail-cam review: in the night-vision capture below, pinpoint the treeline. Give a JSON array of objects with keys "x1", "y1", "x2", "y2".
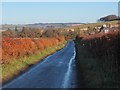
[
  {"x1": 2, "y1": 27, "x2": 77, "y2": 40},
  {"x1": 98, "y1": 15, "x2": 120, "y2": 22}
]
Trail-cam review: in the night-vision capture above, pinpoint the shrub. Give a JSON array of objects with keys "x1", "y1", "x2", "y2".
[{"x1": 1, "y1": 36, "x2": 65, "y2": 64}]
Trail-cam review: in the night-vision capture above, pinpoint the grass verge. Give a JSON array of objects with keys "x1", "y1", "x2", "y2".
[{"x1": 2, "y1": 41, "x2": 67, "y2": 84}]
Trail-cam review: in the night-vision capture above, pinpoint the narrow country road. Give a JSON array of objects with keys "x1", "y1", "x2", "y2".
[{"x1": 3, "y1": 41, "x2": 78, "y2": 88}]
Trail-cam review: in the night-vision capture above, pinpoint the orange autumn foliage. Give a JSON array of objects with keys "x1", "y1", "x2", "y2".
[{"x1": 1, "y1": 36, "x2": 65, "y2": 64}]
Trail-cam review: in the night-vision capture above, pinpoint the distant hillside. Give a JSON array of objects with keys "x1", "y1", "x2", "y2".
[
  {"x1": 1, "y1": 23, "x2": 85, "y2": 30},
  {"x1": 27, "y1": 23, "x2": 85, "y2": 29}
]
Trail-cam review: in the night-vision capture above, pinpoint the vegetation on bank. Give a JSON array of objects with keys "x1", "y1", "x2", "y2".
[
  {"x1": 1, "y1": 36, "x2": 66, "y2": 84},
  {"x1": 2, "y1": 41, "x2": 66, "y2": 84},
  {"x1": 75, "y1": 30, "x2": 120, "y2": 88}
]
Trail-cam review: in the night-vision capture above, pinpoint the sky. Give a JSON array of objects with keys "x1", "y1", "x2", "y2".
[{"x1": 1, "y1": 2, "x2": 118, "y2": 24}]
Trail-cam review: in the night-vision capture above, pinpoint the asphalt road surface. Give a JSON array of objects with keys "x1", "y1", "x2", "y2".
[{"x1": 3, "y1": 41, "x2": 78, "y2": 88}]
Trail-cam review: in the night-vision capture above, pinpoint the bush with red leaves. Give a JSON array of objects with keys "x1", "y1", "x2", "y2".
[{"x1": 1, "y1": 36, "x2": 65, "y2": 64}]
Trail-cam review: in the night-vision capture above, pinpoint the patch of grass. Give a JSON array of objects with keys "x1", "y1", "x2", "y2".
[{"x1": 2, "y1": 41, "x2": 67, "y2": 84}]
